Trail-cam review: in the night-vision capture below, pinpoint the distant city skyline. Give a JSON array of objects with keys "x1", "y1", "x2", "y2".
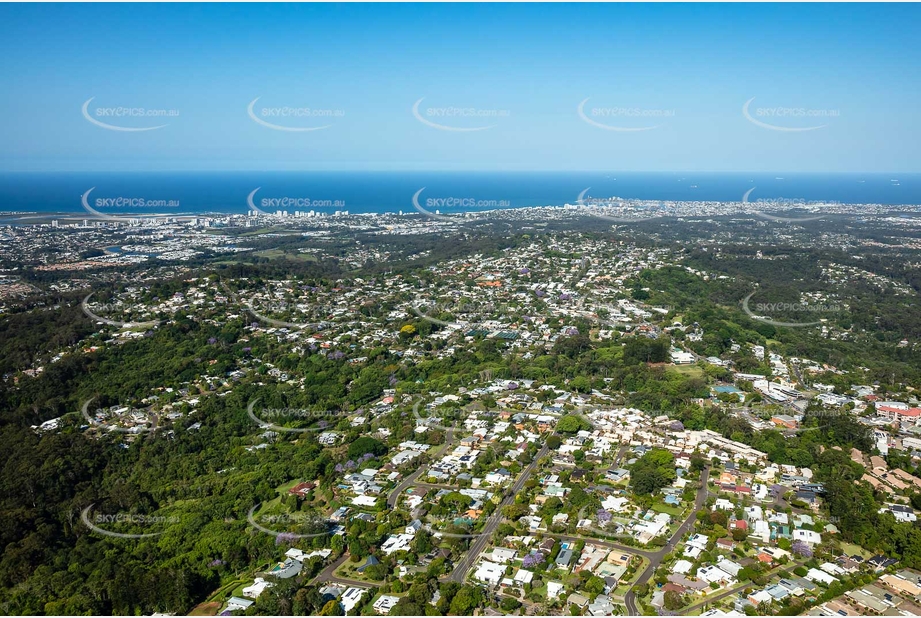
[{"x1": 1, "y1": 3, "x2": 919, "y2": 173}]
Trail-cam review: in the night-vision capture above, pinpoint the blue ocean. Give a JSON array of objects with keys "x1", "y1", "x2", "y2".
[{"x1": 0, "y1": 172, "x2": 918, "y2": 217}]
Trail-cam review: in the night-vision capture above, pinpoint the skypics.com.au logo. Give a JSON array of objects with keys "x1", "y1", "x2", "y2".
[
  {"x1": 741, "y1": 291, "x2": 843, "y2": 328},
  {"x1": 420, "y1": 512, "x2": 506, "y2": 541},
  {"x1": 247, "y1": 97, "x2": 344, "y2": 132},
  {"x1": 241, "y1": 296, "x2": 331, "y2": 331},
  {"x1": 92, "y1": 196, "x2": 180, "y2": 209},
  {"x1": 81, "y1": 397, "x2": 155, "y2": 434},
  {"x1": 81, "y1": 187, "x2": 184, "y2": 224},
  {"x1": 221, "y1": 283, "x2": 332, "y2": 331},
  {"x1": 783, "y1": 410, "x2": 860, "y2": 435},
  {"x1": 81, "y1": 504, "x2": 180, "y2": 539},
  {"x1": 247, "y1": 505, "x2": 333, "y2": 540},
  {"x1": 411, "y1": 298, "x2": 512, "y2": 327},
  {"x1": 578, "y1": 98, "x2": 675, "y2": 132},
  {"x1": 412, "y1": 400, "x2": 458, "y2": 433},
  {"x1": 412, "y1": 98, "x2": 509, "y2": 132},
  {"x1": 82, "y1": 292, "x2": 162, "y2": 329},
  {"x1": 246, "y1": 188, "x2": 346, "y2": 216},
  {"x1": 411, "y1": 188, "x2": 508, "y2": 223},
  {"x1": 82, "y1": 98, "x2": 178, "y2": 132},
  {"x1": 574, "y1": 188, "x2": 669, "y2": 224},
  {"x1": 742, "y1": 188, "x2": 836, "y2": 223},
  {"x1": 247, "y1": 399, "x2": 350, "y2": 434},
  {"x1": 742, "y1": 97, "x2": 839, "y2": 132}
]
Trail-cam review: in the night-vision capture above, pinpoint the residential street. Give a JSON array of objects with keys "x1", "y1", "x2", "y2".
[
  {"x1": 447, "y1": 441, "x2": 552, "y2": 583},
  {"x1": 624, "y1": 466, "x2": 710, "y2": 615},
  {"x1": 386, "y1": 425, "x2": 455, "y2": 508}
]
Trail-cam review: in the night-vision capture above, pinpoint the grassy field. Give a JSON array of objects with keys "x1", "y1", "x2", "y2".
[
  {"x1": 214, "y1": 248, "x2": 319, "y2": 264},
  {"x1": 188, "y1": 601, "x2": 221, "y2": 616},
  {"x1": 839, "y1": 541, "x2": 873, "y2": 559},
  {"x1": 651, "y1": 502, "x2": 684, "y2": 517},
  {"x1": 667, "y1": 364, "x2": 705, "y2": 379},
  {"x1": 190, "y1": 577, "x2": 249, "y2": 616},
  {"x1": 334, "y1": 558, "x2": 382, "y2": 584},
  {"x1": 206, "y1": 579, "x2": 247, "y2": 603},
  {"x1": 275, "y1": 479, "x2": 302, "y2": 494},
  {"x1": 251, "y1": 249, "x2": 318, "y2": 261}
]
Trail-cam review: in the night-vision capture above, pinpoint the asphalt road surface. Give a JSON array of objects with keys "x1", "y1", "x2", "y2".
[
  {"x1": 447, "y1": 441, "x2": 551, "y2": 583},
  {"x1": 386, "y1": 426, "x2": 455, "y2": 508},
  {"x1": 624, "y1": 466, "x2": 710, "y2": 615}
]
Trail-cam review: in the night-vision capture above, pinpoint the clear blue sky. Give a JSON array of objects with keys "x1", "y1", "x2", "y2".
[{"x1": 0, "y1": 3, "x2": 918, "y2": 173}]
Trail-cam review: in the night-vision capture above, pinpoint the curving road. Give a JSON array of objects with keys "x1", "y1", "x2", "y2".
[
  {"x1": 624, "y1": 466, "x2": 710, "y2": 615},
  {"x1": 611, "y1": 443, "x2": 630, "y2": 467},
  {"x1": 387, "y1": 467, "x2": 426, "y2": 509},
  {"x1": 386, "y1": 426, "x2": 455, "y2": 509}
]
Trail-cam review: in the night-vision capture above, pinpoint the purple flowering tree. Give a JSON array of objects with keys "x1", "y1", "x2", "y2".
[
  {"x1": 522, "y1": 552, "x2": 545, "y2": 568},
  {"x1": 275, "y1": 532, "x2": 298, "y2": 546},
  {"x1": 791, "y1": 540, "x2": 813, "y2": 558}
]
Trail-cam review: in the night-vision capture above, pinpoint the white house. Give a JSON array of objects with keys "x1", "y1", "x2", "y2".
[
  {"x1": 381, "y1": 533, "x2": 415, "y2": 555},
  {"x1": 340, "y1": 587, "x2": 366, "y2": 613},
  {"x1": 352, "y1": 495, "x2": 378, "y2": 507},
  {"x1": 806, "y1": 568, "x2": 838, "y2": 585},
  {"x1": 491, "y1": 547, "x2": 517, "y2": 564},
  {"x1": 474, "y1": 560, "x2": 505, "y2": 586},
  {"x1": 819, "y1": 562, "x2": 846, "y2": 576},
  {"x1": 285, "y1": 548, "x2": 307, "y2": 562},
  {"x1": 242, "y1": 578, "x2": 274, "y2": 599},
  {"x1": 373, "y1": 595, "x2": 399, "y2": 615},
  {"x1": 793, "y1": 529, "x2": 823, "y2": 546},
  {"x1": 716, "y1": 558, "x2": 743, "y2": 578},
  {"x1": 753, "y1": 520, "x2": 771, "y2": 543},
  {"x1": 514, "y1": 569, "x2": 534, "y2": 584},
  {"x1": 698, "y1": 565, "x2": 734, "y2": 585},
  {"x1": 601, "y1": 495, "x2": 630, "y2": 512}
]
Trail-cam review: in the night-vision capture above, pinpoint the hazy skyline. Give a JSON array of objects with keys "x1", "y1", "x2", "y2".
[{"x1": 1, "y1": 3, "x2": 919, "y2": 173}]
